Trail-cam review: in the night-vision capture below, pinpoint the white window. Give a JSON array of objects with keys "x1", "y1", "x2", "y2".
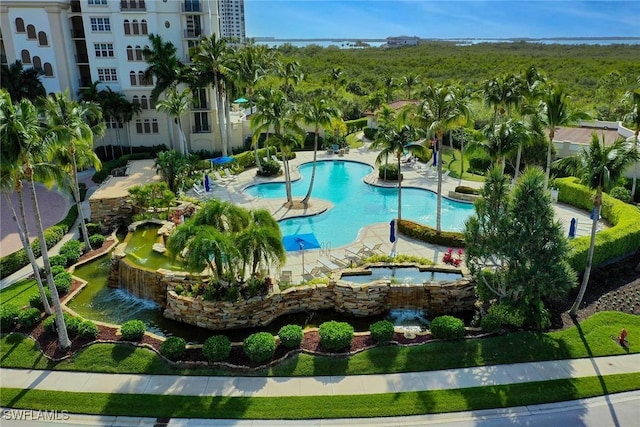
[
  {"x1": 97, "y1": 68, "x2": 117, "y2": 82},
  {"x1": 90, "y1": 17, "x2": 111, "y2": 32},
  {"x1": 88, "y1": 0, "x2": 108, "y2": 5},
  {"x1": 94, "y1": 43, "x2": 114, "y2": 57},
  {"x1": 106, "y1": 118, "x2": 123, "y2": 129},
  {"x1": 135, "y1": 119, "x2": 159, "y2": 134}
]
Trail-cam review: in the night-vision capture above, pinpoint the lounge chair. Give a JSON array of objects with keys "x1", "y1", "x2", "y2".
[
  {"x1": 442, "y1": 170, "x2": 451, "y2": 181},
  {"x1": 192, "y1": 183, "x2": 205, "y2": 195},
  {"x1": 317, "y1": 256, "x2": 344, "y2": 271},
  {"x1": 213, "y1": 170, "x2": 230, "y2": 184},
  {"x1": 223, "y1": 168, "x2": 238, "y2": 181},
  {"x1": 271, "y1": 155, "x2": 280, "y2": 162}
]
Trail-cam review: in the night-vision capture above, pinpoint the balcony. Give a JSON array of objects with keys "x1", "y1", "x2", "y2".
[
  {"x1": 75, "y1": 53, "x2": 89, "y2": 63},
  {"x1": 70, "y1": 0, "x2": 81, "y2": 13},
  {"x1": 184, "y1": 29, "x2": 202, "y2": 39},
  {"x1": 192, "y1": 101, "x2": 208, "y2": 110},
  {"x1": 192, "y1": 125, "x2": 210, "y2": 133},
  {"x1": 181, "y1": 1, "x2": 202, "y2": 13},
  {"x1": 70, "y1": 29, "x2": 85, "y2": 39},
  {"x1": 120, "y1": 1, "x2": 146, "y2": 12}
]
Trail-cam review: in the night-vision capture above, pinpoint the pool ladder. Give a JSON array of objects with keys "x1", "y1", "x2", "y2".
[{"x1": 320, "y1": 242, "x2": 332, "y2": 256}]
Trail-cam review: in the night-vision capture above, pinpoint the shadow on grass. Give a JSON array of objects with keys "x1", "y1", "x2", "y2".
[{"x1": 110, "y1": 342, "x2": 136, "y2": 361}]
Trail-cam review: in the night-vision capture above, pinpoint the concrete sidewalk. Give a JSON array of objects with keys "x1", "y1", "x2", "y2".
[{"x1": 2, "y1": 354, "x2": 638, "y2": 397}]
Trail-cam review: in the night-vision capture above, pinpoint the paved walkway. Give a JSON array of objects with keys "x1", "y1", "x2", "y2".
[{"x1": 1, "y1": 354, "x2": 638, "y2": 425}]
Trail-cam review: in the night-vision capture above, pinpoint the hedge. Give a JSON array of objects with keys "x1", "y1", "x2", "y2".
[
  {"x1": 0, "y1": 205, "x2": 78, "y2": 279},
  {"x1": 344, "y1": 118, "x2": 368, "y2": 135},
  {"x1": 556, "y1": 177, "x2": 640, "y2": 273},
  {"x1": 398, "y1": 219, "x2": 465, "y2": 248}
]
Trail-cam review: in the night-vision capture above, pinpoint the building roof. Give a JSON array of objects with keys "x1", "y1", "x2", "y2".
[
  {"x1": 553, "y1": 126, "x2": 621, "y2": 145},
  {"x1": 364, "y1": 99, "x2": 419, "y2": 116}
]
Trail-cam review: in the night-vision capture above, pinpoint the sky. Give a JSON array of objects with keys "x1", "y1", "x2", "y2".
[{"x1": 244, "y1": 1, "x2": 640, "y2": 40}]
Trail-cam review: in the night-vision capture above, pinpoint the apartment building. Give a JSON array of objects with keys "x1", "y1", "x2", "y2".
[
  {"x1": 0, "y1": 0, "x2": 246, "y2": 155},
  {"x1": 219, "y1": 0, "x2": 244, "y2": 42}
]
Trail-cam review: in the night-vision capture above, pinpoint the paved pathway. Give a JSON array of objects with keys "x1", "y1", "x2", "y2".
[{"x1": 1, "y1": 354, "x2": 638, "y2": 426}]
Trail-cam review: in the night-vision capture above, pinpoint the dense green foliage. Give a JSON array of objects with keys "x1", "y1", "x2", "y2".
[
  {"x1": 0, "y1": 303, "x2": 19, "y2": 330},
  {"x1": 319, "y1": 321, "x2": 354, "y2": 352},
  {"x1": 243, "y1": 332, "x2": 277, "y2": 363},
  {"x1": 398, "y1": 219, "x2": 465, "y2": 247},
  {"x1": 369, "y1": 320, "x2": 395, "y2": 343},
  {"x1": 557, "y1": 177, "x2": 640, "y2": 272},
  {"x1": 277, "y1": 325, "x2": 303, "y2": 349},
  {"x1": 58, "y1": 240, "x2": 84, "y2": 265},
  {"x1": 120, "y1": 320, "x2": 146, "y2": 342},
  {"x1": 430, "y1": 316, "x2": 466, "y2": 340},
  {"x1": 161, "y1": 336, "x2": 186, "y2": 361},
  {"x1": 17, "y1": 308, "x2": 42, "y2": 328},
  {"x1": 202, "y1": 335, "x2": 231, "y2": 362}
]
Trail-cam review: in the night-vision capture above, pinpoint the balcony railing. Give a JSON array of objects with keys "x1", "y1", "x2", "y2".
[
  {"x1": 192, "y1": 102, "x2": 208, "y2": 110},
  {"x1": 184, "y1": 29, "x2": 202, "y2": 38},
  {"x1": 120, "y1": 1, "x2": 146, "y2": 11},
  {"x1": 181, "y1": 1, "x2": 202, "y2": 12}
]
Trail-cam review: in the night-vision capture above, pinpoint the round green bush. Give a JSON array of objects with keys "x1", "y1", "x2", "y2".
[
  {"x1": 29, "y1": 290, "x2": 52, "y2": 310},
  {"x1": 161, "y1": 336, "x2": 186, "y2": 360},
  {"x1": 202, "y1": 335, "x2": 231, "y2": 362},
  {"x1": 378, "y1": 163, "x2": 399, "y2": 181},
  {"x1": 59, "y1": 240, "x2": 84, "y2": 264},
  {"x1": 66, "y1": 316, "x2": 84, "y2": 337},
  {"x1": 319, "y1": 321, "x2": 354, "y2": 352},
  {"x1": 256, "y1": 160, "x2": 281, "y2": 177},
  {"x1": 51, "y1": 265, "x2": 66, "y2": 276},
  {"x1": 89, "y1": 234, "x2": 106, "y2": 248},
  {"x1": 43, "y1": 314, "x2": 68, "y2": 334},
  {"x1": 370, "y1": 320, "x2": 395, "y2": 343},
  {"x1": 609, "y1": 186, "x2": 632, "y2": 203},
  {"x1": 48, "y1": 254, "x2": 68, "y2": 268},
  {"x1": 278, "y1": 324, "x2": 303, "y2": 349},
  {"x1": 480, "y1": 313, "x2": 502, "y2": 333},
  {"x1": 0, "y1": 304, "x2": 20, "y2": 330},
  {"x1": 243, "y1": 332, "x2": 276, "y2": 363},
  {"x1": 120, "y1": 320, "x2": 146, "y2": 341},
  {"x1": 17, "y1": 308, "x2": 42, "y2": 328},
  {"x1": 430, "y1": 315, "x2": 466, "y2": 341},
  {"x1": 78, "y1": 320, "x2": 99, "y2": 340},
  {"x1": 54, "y1": 272, "x2": 72, "y2": 295}
]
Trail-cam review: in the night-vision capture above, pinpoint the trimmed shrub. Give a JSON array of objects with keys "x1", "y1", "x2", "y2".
[
  {"x1": 243, "y1": 332, "x2": 276, "y2": 363},
  {"x1": 43, "y1": 314, "x2": 69, "y2": 334},
  {"x1": 0, "y1": 304, "x2": 20, "y2": 330},
  {"x1": 487, "y1": 303, "x2": 525, "y2": 328},
  {"x1": 161, "y1": 336, "x2": 186, "y2": 361},
  {"x1": 78, "y1": 320, "x2": 99, "y2": 340},
  {"x1": 85, "y1": 223, "x2": 102, "y2": 236},
  {"x1": 66, "y1": 316, "x2": 84, "y2": 337},
  {"x1": 363, "y1": 127, "x2": 378, "y2": 141},
  {"x1": 455, "y1": 185, "x2": 481, "y2": 195},
  {"x1": 59, "y1": 240, "x2": 84, "y2": 265},
  {"x1": 202, "y1": 335, "x2": 231, "y2": 362},
  {"x1": 344, "y1": 117, "x2": 368, "y2": 134},
  {"x1": 319, "y1": 321, "x2": 354, "y2": 352},
  {"x1": 256, "y1": 160, "x2": 281, "y2": 177},
  {"x1": 120, "y1": 320, "x2": 146, "y2": 341},
  {"x1": 609, "y1": 186, "x2": 632, "y2": 203},
  {"x1": 430, "y1": 315, "x2": 466, "y2": 341},
  {"x1": 398, "y1": 219, "x2": 465, "y2": 248},
  {"x1": 54, "y1": 271, "x2": 72, "y2": 295},
  {"x1": 278, "y1": 324, "x2": 303, "y2": 349},
  {"x1": 17, "y1": 308, "x2": 42, "y2": 328},
  {"x1": 48, "y1": 254, "x2": 68, "y2": 268},
  {"x1": 480, "y1": 313, "x2": 502, "y2": 333},
  {"x1": 378, "y1": 163, "x2": 400, "y2": 181},
  {"x1": 370, "y1": 320, "x2": 394, "y2": 344},
  {"x1": 51, "y1": 265, "x2": 66, "y2": 276},
  {"x1": 88, "y1": 234, "x2": 106, "y2": 248},
  {"x1": 29, "y1": 289, "x2": 52, "y2": 310}
]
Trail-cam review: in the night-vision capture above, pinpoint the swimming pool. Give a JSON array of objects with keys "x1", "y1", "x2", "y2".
[{"x1": 244, "y1": 160, "x2": 475, "y2": 248}]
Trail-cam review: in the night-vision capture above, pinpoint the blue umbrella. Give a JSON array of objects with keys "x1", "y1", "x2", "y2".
[
  {"x1": 568, "y1": 218, "x2": 577, "y2": 239},
  {"x1": 234, "y1": 97, "x2": 249, "y2": 103},
  {"x1": 209, "y1": 156, "x2": 235, "y2": 165},
  {"x1": 204, "y1": 174, "x2": 211, "y2": 192},
  {"x1": 432, "y1": 151, "x2": 438, "y2": 166},
  {"x1": 389, "y1": 219, "x2": 396, "y2": 243},
  {"x1": 282, "y1": 233, "x2": 321, "y2": 252}
]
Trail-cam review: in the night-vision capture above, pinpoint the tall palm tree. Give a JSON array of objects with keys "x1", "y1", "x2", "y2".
[
  {"x1": 555, "y1": 135, "x2": 640, "y2": 315},
  {"x1": 191, "y1": 34, "x2": 232, "y2": 156},
  {"x1": 121, "y1": 98, "x2": 142, "y2": 154},
  {"x1": 269, "y1": 129, "x2": 304, "y2": 205},
  {"x1": 156, "y1": 87, "x2": 192, "y2": 155},
  {"x1": 330, "y1": 67, "x2": 343, "y2": 93},
  {"x1": 370, "y1": 122, "x2": 424, "y2": 255},
  {"x1": 40, "y1": 90, "x2": 105, "y2": 251},
  {"x1": 622, "y1": 79, "x2": 640, "y2": 196},
  {"x1": 154, "y1": 150, "x2": 188, "y2": 194},
  {"x1": 278, "y1": 60, "x2": 303, "y2": 97},
  {"x1": 0, "y1": 92, "x2": 70, "y2": 348},
  {"x1": 415, "y1": 84, "x2": 472, "y2": 233},
  {"x1": 539, "y1": 85, "x2": 590, "y2": 189},
  {"x1": 301, "y1": 96, "x2": 341, "y2": 204},
  {"x1": 482, "y1": 74, "x2": 522, "y2": 124},
  {"x1": 0, "y1": 90, "x2": 52, "y2": 315},
  {"x1": 98, "y1": 87, "x2": 127, "y2": 159},
  {"x1": 0, "y1": 60, "x2": 46, "y2": 102},
  {"x1": 402, "y1": 74, "x2": 420, "y2": 99},
  {"x1": 473, "y1": 119, "x2": 529, "y2": 172},
  {"x1": 251, "y1": 87, "x2": 290, "y2": 171},
  {"x1": 382, "y1": 75, "x2": 397, "y2": 103},
  {"x1": 142, "y1": 34, "x2": 185, "y2": 102}
]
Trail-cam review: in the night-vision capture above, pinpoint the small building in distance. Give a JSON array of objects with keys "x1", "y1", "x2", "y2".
[{"x1": 385, "y1": 36, "x2": 420, "y2": 47}]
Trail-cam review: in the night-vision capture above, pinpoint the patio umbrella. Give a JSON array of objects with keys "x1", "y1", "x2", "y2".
[
  {"x1": 209, "y1": 156, "x2": 235, "y2": 166},
  {"x1": 233, "y1": 97, "x2": 249, "y2": 104},
  {"x1": 204, "y1": 174, "x2": 211, "y2": 192},
  {"x1": 282, "y1": 233, "x2": 321, "y2": 252}
]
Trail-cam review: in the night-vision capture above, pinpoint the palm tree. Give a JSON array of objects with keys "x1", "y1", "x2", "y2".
[
  {"x1": 555, "y1": 135, "x2": 640, "y2": 315},
  {"x1": 97, "y1": 87, "x2": 127, "y2": 159},
  {"x1": 142, "y1": 34, "x2": 185, "y2": 102},
  {"x1": 382, "y1": 75, "x2": 397, "y2": 103},
  {"x1": 370, "y1": 122, "x2": 424, "y2": 255},
  {"x1": 278, "y1": 60, "x2": 303, "y2": 97},
  {"x1": 539, "y1": 85, "x2": 590, "y2": 189},
  {"x1": 473, "y1": 119, "x2": 529, "y2": 172},
  {"x1": 236, "y1": 209, "x2": 285, "y2": 277},
  {"x1": 622, "y1": 79, "x2": 640, "y2": 196},
  {"x1": 415, "y1": 84, "x2": 472, "y2": 233},
  {"x1": 0, "y1": 90, "x2": 52, "y2": 315},
  {"x1": 269, "y1": 129, "x2": 304, "y2": 205},
  {"x1": 191, "y1": 34, "x2": 232, "y2": 156},
  {"x1": 301, "y1": 96, "x2": 341, "y2": 204},
  {"x1": 40, "y1": 90, "x2": 105, "y2": 251},
  {"x1": 402, "y1": 74, "x2": 420, "y2": 99},
  {"x1": 154, "y1": 150, "x2": 188, "y2": 194},
  {"x1": 330, "y1": 67, "x2": 343, "y2": 92},
  {"x1": 156, "y1": 87, "x2": 192, "y2": 155},
  {"x1": 250, "y1": 87, "x2": 289, "y2": 171},
  {"x1": 0, "y1": 60, "x2": 46, "y2": 102},
  {"x1": 121, "y1": 98, "x2": 142, "y2": 154},
  {"x1": 0, "y1": 92, "x2": 70, "y2": 348},
  {"x1": 482, "y1": 74, "x2": 522, "y2": 124}
]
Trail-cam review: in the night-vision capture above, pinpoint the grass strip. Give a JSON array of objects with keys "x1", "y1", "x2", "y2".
[
  {"x1": 1, "y1": 373, "x2": 639, "y2": 420},
  {"x1": 2, "y1": 312, "x2": 638, "y2": 376}
]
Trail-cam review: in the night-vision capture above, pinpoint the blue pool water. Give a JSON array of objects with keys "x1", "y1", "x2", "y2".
[
  {"x1": 341, "y1": 267, "x2": 463, "y2": 284},
  {"x1": 245, "y1": 160, "x2": 475, "y2": 248}
]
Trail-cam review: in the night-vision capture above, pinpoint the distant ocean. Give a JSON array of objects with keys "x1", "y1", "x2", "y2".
[{"x1": 254, "y1": 38, "x2": 640, "y2": 49}]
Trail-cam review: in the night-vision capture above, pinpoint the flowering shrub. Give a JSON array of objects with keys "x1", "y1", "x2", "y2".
[{"x1": 443, "y1": 248, "x2": 463, "y2": 267}]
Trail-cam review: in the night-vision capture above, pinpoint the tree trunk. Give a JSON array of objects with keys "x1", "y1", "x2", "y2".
[
  {"x1": 72, "y1": 149, "x2": 93, "y2": 251},
  {"x1": 177, "y1": 118, "x2": 187, "y2": 155},
  {"x1": 166, "y1": 114, "x2": 175, "y2": 151},
  {"x1": 224, "y1": 91, "x2": 233, "y2": 155},
  {"x1": 514, "y1": 144, "x2": 523, "y2": 181},
  {"x1": 302, "y1": 127, "x2": 320, "y2": 204},
  {"x1": 544, "y1": 130, "x2": 554, "y2": 190},
  {"x1": 9, "y1": 191, "x2": 52, "y2": 314},
  {"x1": 283, "y1": 153, "x2": 293, "y2": 203},
  {"x1": 459, "y1": 138, "x2": 465, "y2": 186},
  {"x1": 569, "y1": 200, "x2": 601, "y2": 315},
  {"x1": 436, "y1": 137, "x2": 443, "y2": 234},
  {"x1": 213, "y1": 78, "x2": 227, "y2": 156},
  {"x1": 29, "y1": 175, "x2": 70, "y2": 348}
]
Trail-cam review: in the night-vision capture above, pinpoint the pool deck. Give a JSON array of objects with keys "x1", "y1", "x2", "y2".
[{"x1": 189, "y1": 145, "x2": 598, "y2": 284}]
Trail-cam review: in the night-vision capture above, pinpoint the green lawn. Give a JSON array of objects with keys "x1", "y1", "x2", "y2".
[
  {"x1": 2, "y1": 374, "x2": 638, "y2": 419},
  {"x1": 442, "y1": 147, "x2": 486, "y2": 183},
  {"x1": 0, "y1": 278, "x2": 37, "y2": 309}
]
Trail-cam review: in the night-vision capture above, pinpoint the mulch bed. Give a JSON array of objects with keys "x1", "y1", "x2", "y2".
[{"x1": 13, "y1": 247, "x2": 640, "y2": 369}]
